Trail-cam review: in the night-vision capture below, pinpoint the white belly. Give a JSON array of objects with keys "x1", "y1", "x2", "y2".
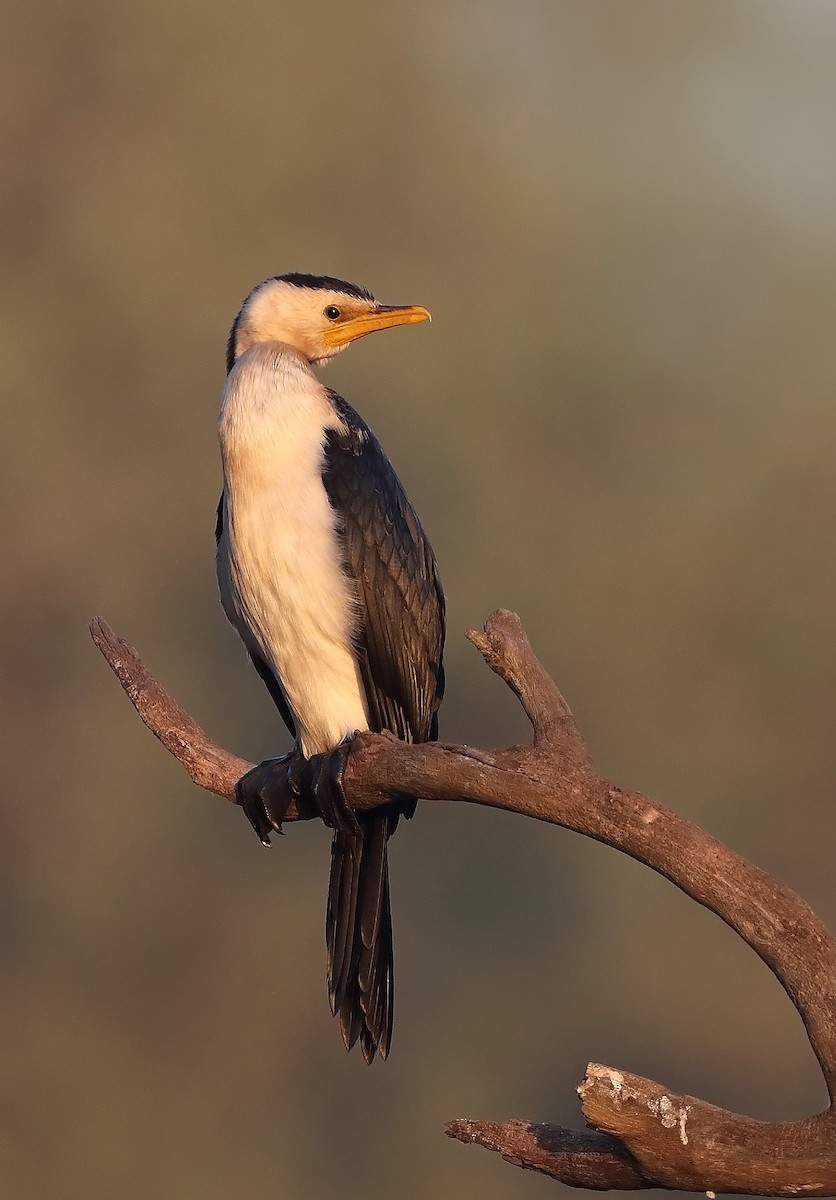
[{"x1": 217, "y1": 343, "x2": 370, "y2": 756}]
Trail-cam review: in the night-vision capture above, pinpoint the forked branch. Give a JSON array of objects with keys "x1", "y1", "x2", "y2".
[{"x1": 90, "y1": 611, "x2": 836, "y2": 1194}]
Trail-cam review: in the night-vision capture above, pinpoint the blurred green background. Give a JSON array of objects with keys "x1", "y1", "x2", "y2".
[{"x1": 4, "y1": 1, "x2": 836, "y2": 1196}]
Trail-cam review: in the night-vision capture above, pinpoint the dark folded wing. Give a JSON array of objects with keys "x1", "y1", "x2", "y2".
[{"x1": 322, "y1": 392, "x2": 445, "y2": 746}]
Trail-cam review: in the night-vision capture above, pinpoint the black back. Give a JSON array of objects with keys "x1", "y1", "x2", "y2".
[{"x1": 322, "y1": 391, "x2": 445, "y2": 753}]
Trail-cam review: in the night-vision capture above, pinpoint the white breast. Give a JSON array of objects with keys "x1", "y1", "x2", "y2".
[{"x1": 217, "y1": 342, "x2": 370, "y2": 756}]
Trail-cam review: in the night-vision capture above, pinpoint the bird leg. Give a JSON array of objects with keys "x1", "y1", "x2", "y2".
[
  {"x1": 305, "y1": 737, "x2": 361, "y2": 837},
  {"x1": 235, "y1": 751, "x2": 308, "y2": 845}
]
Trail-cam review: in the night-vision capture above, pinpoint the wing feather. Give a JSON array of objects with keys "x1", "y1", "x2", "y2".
[{"x1": 321, "y1": 392, "x2": 445, "y2": 750}]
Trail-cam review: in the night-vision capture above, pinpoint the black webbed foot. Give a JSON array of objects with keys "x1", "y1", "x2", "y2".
[
  {"x1": 236, "y1": 739, "x2": 361, "y2": 843},
  {"x1": 235, "y1": 751, "x2": 306, "y2": 845},
  {"x1": 306, "y1": 736, "x2": 360, "y2": 837}
]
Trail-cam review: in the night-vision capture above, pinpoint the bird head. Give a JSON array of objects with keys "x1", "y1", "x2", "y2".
[{"x1": 226, "y1": 273, "x2": 431, "y2": 371}]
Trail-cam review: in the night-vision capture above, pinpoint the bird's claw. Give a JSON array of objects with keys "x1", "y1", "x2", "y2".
[
  {"x1": 307, "y1": 736, "x2": 360, "y2": 837},
  {"x1": 235, "y1": 739, "x2": 360, "y2": 843},
  {"x1": 235, "y1": 753, "x2": 303, "y2": 845}
]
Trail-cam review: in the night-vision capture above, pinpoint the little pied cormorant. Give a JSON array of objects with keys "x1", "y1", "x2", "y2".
[{"x1": 215, "y1": 273, "x2": 446, "y2": 1063}]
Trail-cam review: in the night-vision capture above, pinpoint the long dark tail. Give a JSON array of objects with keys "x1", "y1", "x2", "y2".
[{"x1": 326, "y1": 808, "x2": 398, "y2": 1063}]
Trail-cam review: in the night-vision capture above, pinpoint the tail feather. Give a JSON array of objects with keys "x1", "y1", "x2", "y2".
[
  {"x1": 339, "y1": 994, "x2": 363, "y2": 1054},
  {"x1": 359, "y1": 819, "x2": 387, "y2": 950},
  {"x1": 327, "y1": 834, "x2": 362, "y2": 1016},
  {"x1": 327, "y1": 809, "x2": 396, "y2": 1062}
]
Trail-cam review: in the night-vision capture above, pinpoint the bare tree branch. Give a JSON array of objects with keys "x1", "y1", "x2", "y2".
[
  {"x1": 90, "y1": 616, "x2": 251, "y2": 802},
  {"x1": 444, "y1": 1117, "x2": 645, "y2": 1188},
  {"x1": 90, "y1": 610, "x2": 836, "y2": 1194}
]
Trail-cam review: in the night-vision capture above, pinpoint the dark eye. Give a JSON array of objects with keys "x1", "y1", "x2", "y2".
[{"x1": 324, "y1": 305, "x2": 341, "y2": 320}]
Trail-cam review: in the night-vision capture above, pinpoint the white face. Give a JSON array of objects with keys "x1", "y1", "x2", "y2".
[
  {"x1": 229, "y1": 279, "x2": 431, "y2": 367},
  {"x1": 232, "y1": 280, "x2": 375, "y2": 365}
]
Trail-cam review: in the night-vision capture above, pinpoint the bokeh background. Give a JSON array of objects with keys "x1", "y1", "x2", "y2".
[{"x1": 4, "y1": 1, "x2": 836, "y2": 1196}]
